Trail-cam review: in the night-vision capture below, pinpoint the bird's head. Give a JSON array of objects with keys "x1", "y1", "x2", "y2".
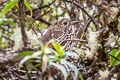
[{"x1": 57, "y1": 18, "x2": 71, "y2": 28}]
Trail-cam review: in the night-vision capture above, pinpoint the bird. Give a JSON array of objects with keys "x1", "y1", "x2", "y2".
[{"x1": 41, "y1": 18, "x2": 79, "y2": 51}]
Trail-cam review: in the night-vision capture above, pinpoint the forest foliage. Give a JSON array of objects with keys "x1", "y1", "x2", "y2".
[{"x1": 0, "y1": 0, "x2": 120, "y2": 80}]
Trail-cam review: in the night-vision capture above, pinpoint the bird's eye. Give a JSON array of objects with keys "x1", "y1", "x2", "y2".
[
  {"x1": 58, "y1": 18, "x2": 70, "y2": 26},
  {"x1": 62, "y1": 21, "x2": 68, "y2": 26}
]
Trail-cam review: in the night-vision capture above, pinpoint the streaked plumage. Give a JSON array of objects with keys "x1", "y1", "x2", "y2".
[{"x1": 41, "y1": 18, "x2": 79, "y2": 51}]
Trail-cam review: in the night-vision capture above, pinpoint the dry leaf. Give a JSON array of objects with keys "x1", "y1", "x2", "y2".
[{"x1": 42, "y1": 55, "x2": 48, "y2": 72}]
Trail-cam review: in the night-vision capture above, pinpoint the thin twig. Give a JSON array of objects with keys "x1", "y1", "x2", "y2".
[
  {"x1": 83, "y1": 11, "x2": 102, "y2": 33},
  {"x1": 32, "y1": 0, "x2": 56, "y2": 12},
  {"x1": 62, "y1": 39, "x2": 87, "y2": 43},
  {"x1": 66, "y1": 0, "x2": 98, "y2": 31},
  {"x1": 2, "y1": 34, "x2": 14, "y2": 43},
  {"x1": 107, "y1": 62, "x2": 120, "y2": 80},
  {"x1": 39, "y1": 18, "x2": 51, "y2": 26},
  {"x1": 109, "y1": 54, "x2": 120, "y2": 61}
]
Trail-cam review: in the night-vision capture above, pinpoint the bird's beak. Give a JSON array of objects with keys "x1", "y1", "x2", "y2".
[{"x1": 71, "y1": 21, "x2": 81, "y2": 25}]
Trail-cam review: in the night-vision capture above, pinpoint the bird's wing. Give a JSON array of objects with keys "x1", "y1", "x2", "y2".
[{"x1": 41, "y1": 28, "x2": 52, "y2": 45}]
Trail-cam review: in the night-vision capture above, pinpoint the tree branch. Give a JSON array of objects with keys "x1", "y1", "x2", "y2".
[{"x1": 18, "y1": 0, "x2": 28, "y2": 47}]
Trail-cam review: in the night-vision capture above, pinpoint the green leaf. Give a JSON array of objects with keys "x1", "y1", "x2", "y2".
[
  {"x1": 24, "y1": 0, "x2": 32, "y2": 16},
  {"x1": 31, "y1": 51, "x2": 42, "y2": 57},
  {"x1": 42, "y1": 0, "x2": 50, "y2": 6},
  {"x1": 117, "y1": 41, "x2": 120, "y2": 47},
  {"x1": 49, "y1": 62, "x2": 68, "y2": 80},
  {"x1": 60, "y1": 59, "x2": 69, "y2": 71},
  {"x1": 49, "y1": 55, "x2": 59, "y2": 62},
  {"x1": 46, "y1": 48, "x2": 59, "y2": 56},
  {"x1": 39, "y1": 23, "x2": 47, "y2": 29},
  {"x1": 0, "y1": 18, "x2": 15, "y2": 27},
  {"x1": 52, "y1": 42, "x2": 61, "y2": 52},
  {"x1": 64, "y1": 51, "x2": 78, "y2": 57},
  {"x1": 110, "y1": 49, "x2": 120, "y2": 67},
  {"x1": 18, "y1": 51, "x2": 33, "y2": 57},
  {"x1": 0, "y1": 0, "x2": 18, "y2": 17},
  {"x1": 0, "y1": 34, "x2": 2, "y2": 44},
  {"x1": 61, "y1": 59, "x2": 78, "y2": 80},
  {"x1": 92, "y1": 0, "x2": 96, "y2": 2},
  {"x1": 19, "y1": 51, "x2": 42, "y2": 67},
  {"x1": 78, "y1": 71, "x2": 84, "y2": 80},
  {"x1": 52, "y1": 42, "x2": 64, "y2": 57},
  {"x1": 19, "y1": 56, "x2": 31, "y2": 67},
  {"x1": 44, "y1": 48, "x2": 53, "y2": 54}
]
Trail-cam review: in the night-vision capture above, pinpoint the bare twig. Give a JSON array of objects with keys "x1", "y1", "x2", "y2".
[
  {"x1": 39, "y1": 18, "x2": 51, "y2": 26},
  {"x1": 107, "y1": 62, "x2": 120, "y2": 80},
  {"x1": 18, "y1": 0, "x2": 28, "y2": 47},
  {"x1": 63, "y1": 39, "x2": 87, "y2": 43},
  {"x1": 2, "y1": 34, "x2": 14, "y2": 43},
  {"x1": 83, "y1": 12, "x2": 102, "y2": 33},
  {"x1": 34, "y1": 10, "x2": 52, "y2": 20},
  {"x1": 66, "y1": 0, "x2": 98, "y2": 31},
  {"x1": 32, "y1": 0, "x2": 56, "y2": 12}
]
